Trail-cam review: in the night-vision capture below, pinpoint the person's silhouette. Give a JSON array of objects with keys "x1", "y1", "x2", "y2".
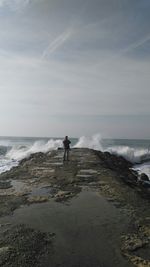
[{"x1": 63, "y1": 136, "x2": 71, "y2": 161}]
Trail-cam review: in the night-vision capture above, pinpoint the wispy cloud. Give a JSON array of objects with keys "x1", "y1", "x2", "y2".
[
  {"x1": 0, "y1": 0, "x2": 31, "y2": 11},
  {"x1": 0, "y1": 0, "x2": 149, "y2": 137},
  {"x1": 121, "y1": 33, "x2": 150, "y2": 55},
  {"x1": 41, "y1": 29, "x2": 72, "y2": 60}
]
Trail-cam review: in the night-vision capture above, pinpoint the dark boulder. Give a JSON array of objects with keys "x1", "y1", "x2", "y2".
[{"x1": 140, "y1": 173, "x2": 149, "y2": 182}]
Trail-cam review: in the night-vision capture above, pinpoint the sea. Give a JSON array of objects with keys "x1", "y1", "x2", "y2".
[{"x1": 0, "y1": 135, "x2": 150, "y2": 179}]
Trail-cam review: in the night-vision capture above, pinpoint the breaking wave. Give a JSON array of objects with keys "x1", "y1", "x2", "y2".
[
  {"x1": 73, "y1": 134, "x2": 103, "y2": 151},
  {"x1": 6, "y1": 139, "x2": 63, "y2": 161},
  {"x1": 107, "y1": 146, "x2": 150, "y2": 163},
  {"x1": 4, "y1": 135, "x2": 150, "y2": 164},
  {"x1": 73, "y1": 135, "x2": 150, "y2": 164},
  {"x1": 0, "y1": 135, "x2": 149, "y2": 176}
]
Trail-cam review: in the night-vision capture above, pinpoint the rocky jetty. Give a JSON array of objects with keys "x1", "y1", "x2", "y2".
[{"x1": 0, "y1": 148, "x2": 149, "y2": 267}]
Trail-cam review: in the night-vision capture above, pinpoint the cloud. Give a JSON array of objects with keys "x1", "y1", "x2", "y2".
[
  {"x1": 0, "y1": 0, "x2": 31, "y2": 11},
  {"x1": 120, "y1": 33, "x2": 150, "y2": 55},
  {"x1": 0, "y1": 0, "x2": 6, "y2": 6},
  {"x1": 41, "y1": 29, "x2": 73, "y2": 59},
  {"x1": 0, "y1": 0, "x2": 149, "y2": 137}
]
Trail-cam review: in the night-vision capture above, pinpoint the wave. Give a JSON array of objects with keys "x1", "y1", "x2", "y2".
[
  {"x1": 0, "y1": 134, "x2": 148, "y2": 176},
  {"x1": 107, "y1": 146, "x2": 150, "y2": 163},
  {"x1": 4, "y1": 135, "x2": 150, "y2": 164},
  {"x1": 6, "y1": 139, "x2": 63, "y2": 161},
  {"x1": 73, "y1": 134, "x2": 103, "y2": 151},
  {"x1": 5, "y1": 134, "x2": 103, "y2": 162},
  {"x1": 0, "y1": 145, "x2": 11, "y2": 155},
  {"x1": 73, "y1": 135, "x2": 150, "y2": 164},
  {"x1": 0, "y1": 139, "x2": 64, "y2": 173}
]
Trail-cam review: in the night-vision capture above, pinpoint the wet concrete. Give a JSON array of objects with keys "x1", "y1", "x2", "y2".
[
  {"x1": 0, "y1": 188, "x2": 132, "y2": 267},
  {"x1": 0, "y1": 148, "x2": 149, "y2": 267}
]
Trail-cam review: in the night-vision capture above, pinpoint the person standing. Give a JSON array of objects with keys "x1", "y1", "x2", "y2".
[{"x1": 63, "y1": 136, "x2": 71, "y2": 161}]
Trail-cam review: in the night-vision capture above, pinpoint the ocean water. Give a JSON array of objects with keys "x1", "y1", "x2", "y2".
[{"x1": 0, "y1": 135, "x2": 149, "y2": 179}]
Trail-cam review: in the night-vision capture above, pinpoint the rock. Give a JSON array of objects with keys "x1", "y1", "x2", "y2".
[
  {"x1": 54, "y1": 190, "x2": 72, "y2": 202},
  {"x1": 27, "y1": 196, "x2": 49, "y2": 203},
  {"x1": 139, "y1": 174, "x2": 150, "y2": 188},
  {"x1": 54, "y1": 190, "x2": 68, "y2": 198},
  {"x1": 125, "y1": 238, "x2": 148, "y2": 252},
  {"x1": 0, "y1": 224, "x2": 54, "y2": 267},
  {"x1": 140, "y1": 173, "x2": 149, "y2": 182},
  {"x1": 57, "y1": 147, "x2": 63, "y2": 150},
  {"x1": 125, "y1": 254, "x2": 150, "y2": 267},
  {"x1": 121, "y1": 232, "x2": 149, "y2": 252},
  {"x1": 0, "y1": 246, "x2": 10, "y2": 254}
]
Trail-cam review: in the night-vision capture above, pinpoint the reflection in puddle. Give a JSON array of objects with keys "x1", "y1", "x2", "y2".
[
  {"x1": 79, "y1": 169, "x2": 98, "y2": 174},
  {"x1": 10, "y1": 180, "x2": 56, "y2": 197},
  {"x1": 30, "y1": 186, "x2": 56, "y2": 197},
  {"x1": 54, "y1": 155, "x2": 63, "y2": 159},
  {"x1": 76, "y1": 174, "x2": 93, "y2": 178},
  {"x1": 11, "y1": 180, "x2": 26, "y2": 193},
  {"x1": 49, "y1": 162, "x2": 63, "y2": 166}
]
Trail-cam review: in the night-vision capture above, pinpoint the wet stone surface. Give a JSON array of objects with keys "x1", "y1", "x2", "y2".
[
  {"x1": 0, "y1": 224, "x2": 55, "y2": 267},
  {"x1": 0, "y1": 181, "x2": 12, "y2": 189},
  {"x1": 0, "y1": 148, "x2": 149, "y2": 267}
]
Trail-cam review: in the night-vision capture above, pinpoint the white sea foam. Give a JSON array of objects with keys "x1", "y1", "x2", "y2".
[
  {"x1": 73, "y1": 134, "x2": 103, "y2": 151},
  {"x1": 6, "y1": 139, "x2": 63, "y2": 161},
  {"x1": 4, "y1": 135, "x2": 150, "y2": 164},
  {"x1": 73, "y1": 135, "x2": 150, "y2": 164},
  {"x1": 0, "y1": 135, "x2": 150, "y2": 178},
  {"x1": 133, "y1": 162, "x2": 150, "y2": 178},
  {"x1": 107, "y1": 146, "x2": 150, "y2": 163}
]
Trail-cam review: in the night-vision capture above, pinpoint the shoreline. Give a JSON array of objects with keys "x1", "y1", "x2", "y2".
[{"x1": 0, "y1": 148, "x2": 149, "y2": 267}]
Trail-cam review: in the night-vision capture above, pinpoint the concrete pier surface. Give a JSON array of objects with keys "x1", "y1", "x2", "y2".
[{"x1": 0, "y1": 148, "x2": 149, "y2": 267}]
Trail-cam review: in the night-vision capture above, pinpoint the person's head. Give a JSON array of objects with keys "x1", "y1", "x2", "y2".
[{"x1": 65, "y1": 136, "x2": 68, "y2": 140}]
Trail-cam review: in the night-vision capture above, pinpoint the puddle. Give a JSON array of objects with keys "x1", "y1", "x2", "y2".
[
  {"x1": 35, "y1": 167, "x2": 54, "y2": 171},
  {"x1": 79, "y1": 169, "x2": 98, "y2": 174},
  {"x1": 49, "y1": 162, "x2": 63, "y2": 166},
  {"x1": 54, "y1": 155, "x2": 63, "y2": 159},
  {"x1": 30, "y1": 186, "x2": 56, "y2": 197},
  {"x1": 11, "y1": 180, "x2": 27, "y2": 193},
  {"x1": 32, "y1": 167, "x2": 55, "y2": 173},
  {"x1": 76, "y1": 174, "x2": 93, "y2": 178},
  {"x1": 0, "y1": 181, "x2": 12, "y2": 189},
  {"x1": 10, "y1": 180, "x2": 56, "y2": 197},
  {"x1": 0, "y1": 189, "x2": 131, "y2": 267},
  {"x1": 0, "y1": 180, "x2": 30, "y2": 196}
]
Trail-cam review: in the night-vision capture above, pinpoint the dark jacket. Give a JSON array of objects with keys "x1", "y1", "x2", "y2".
[{"x1": 63, "y1": 139, "x2": 71, "y2": 149}]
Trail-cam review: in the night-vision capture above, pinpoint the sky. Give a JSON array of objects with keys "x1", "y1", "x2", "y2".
[{"x1": 0, "y1": 0, "x2": 150, "y2": 138}]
